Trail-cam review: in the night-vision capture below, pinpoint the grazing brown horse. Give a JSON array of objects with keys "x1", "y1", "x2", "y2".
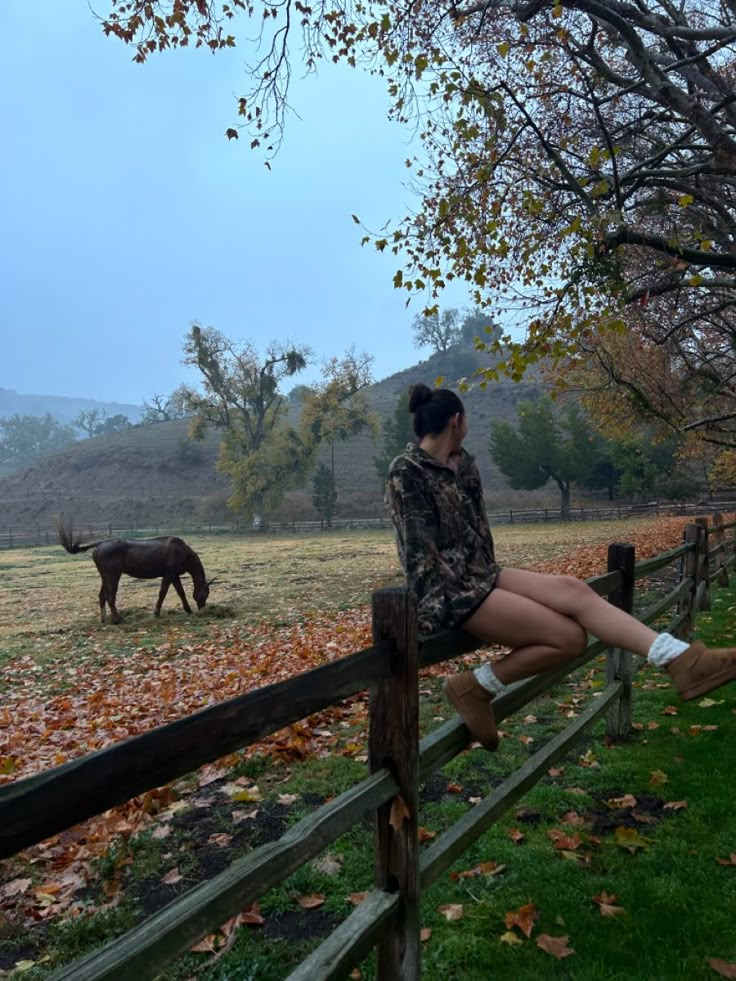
[{"x1": 56, "y1": 519, "x2": 212, "y2": 624}]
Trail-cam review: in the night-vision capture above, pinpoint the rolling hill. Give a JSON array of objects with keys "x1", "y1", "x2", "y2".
[{"x1": 0, "y1": 342, "x2": 549, "y2": 529}]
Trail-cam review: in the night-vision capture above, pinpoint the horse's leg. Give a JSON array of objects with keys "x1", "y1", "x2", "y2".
[
  {"x1": 171, "y1": 576, "x2": 193, "y2": 614},
  {"x1": 154, "y1": 578, "x2": 171, "y2": 617},
  {"x1": 98, "y1": 581, "x2": 107, "y2": 624},
  {"x1": 108, "y1": 574, "x2": 122, "y2": 624}
]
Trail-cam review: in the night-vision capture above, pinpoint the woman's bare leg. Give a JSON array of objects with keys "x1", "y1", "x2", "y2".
[
  {"x1": 496, "y1": 568, "x2": 658, "y2": 657},
  {"x1": 460, "y1": 587, "x2": 588, "y2": 685}
]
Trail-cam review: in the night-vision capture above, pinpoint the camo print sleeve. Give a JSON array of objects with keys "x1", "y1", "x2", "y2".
[{"x1": 385, "y1": 458, "x2": 450, "y2": 630}]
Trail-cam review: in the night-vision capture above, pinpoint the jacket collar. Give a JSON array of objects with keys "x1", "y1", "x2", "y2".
[{"x1": 405, "y1": 442, "x2": 474, "y2": 473}]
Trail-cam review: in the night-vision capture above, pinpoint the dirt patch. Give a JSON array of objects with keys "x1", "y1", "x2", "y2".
[
  {"x1": 586, "y1": 789, "x2": 670, "y2": 835},
  {"x1": 262, "y1": 907, "x2": 340, "y2": 943}
]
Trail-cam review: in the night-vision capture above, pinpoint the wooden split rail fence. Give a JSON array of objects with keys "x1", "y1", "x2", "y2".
[{"x1": 2, "y1": 513, "x2": 736, "y2": 979}]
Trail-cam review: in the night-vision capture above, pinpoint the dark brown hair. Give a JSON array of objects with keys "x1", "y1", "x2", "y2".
[{"x1": 408, "y1": 384, "x2": 465, "y2": 438}]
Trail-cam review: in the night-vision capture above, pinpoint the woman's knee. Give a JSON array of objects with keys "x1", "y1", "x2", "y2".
[{"x1": 556, "y1": 575, "x2": 597, "y2": 614}]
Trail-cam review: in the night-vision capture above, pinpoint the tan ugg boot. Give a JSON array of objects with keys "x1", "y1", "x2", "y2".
[
  {"x1": 443, "y1": 671, "x2": 499, "y2": 750},
  {"x1": 667, "y1": 641, "x2": 736, "y2": 701}
]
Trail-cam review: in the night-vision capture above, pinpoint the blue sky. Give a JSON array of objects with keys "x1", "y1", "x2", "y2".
[{"x1": 0, "y1": 1, "x2": 474, "y2": 405}]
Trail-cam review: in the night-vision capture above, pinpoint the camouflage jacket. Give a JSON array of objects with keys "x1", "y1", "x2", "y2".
[{"x1": 385, "y1": 443, "x2": 500, "y2": 635}]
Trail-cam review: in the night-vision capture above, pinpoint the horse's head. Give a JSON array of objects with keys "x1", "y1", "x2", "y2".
[{"x1": 194, "y1": 577, "x2": 216, "y2": 609}]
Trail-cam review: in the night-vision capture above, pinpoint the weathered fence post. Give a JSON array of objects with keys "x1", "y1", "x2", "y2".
[
  {"x1": 695, "y1": 516, "x2": 711, "y2": 610},
  {"x1": 712, "y1": 512, "x2": 729, "y2": 587},
  {"x1": 370, "y1": 587, "x2": 420, "y2": 981},
  {"x1": 677, "y1": 523, "x2": 702, "y2": 641},
  {"x1": 606, "y1": 543, "x2": 635, "y2": 740}
]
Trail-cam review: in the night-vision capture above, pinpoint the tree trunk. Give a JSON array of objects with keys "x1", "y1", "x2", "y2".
[{"x1": 555, "y1": 477, "x2": 571, "y2": 519}]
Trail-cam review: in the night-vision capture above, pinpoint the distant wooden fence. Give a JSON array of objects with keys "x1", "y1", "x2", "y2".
[
  {"x1": 1, "y1": 513, "x2": 735, "y2": 979},
  {"x1": 3, "y1": 499, "x2": 736, "y2": 549}
]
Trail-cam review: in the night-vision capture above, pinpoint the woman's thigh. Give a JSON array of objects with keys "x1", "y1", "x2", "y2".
[
  {"x1": 496, "y1": 567, "x2": 593, "y2": 618},
  {"x1": 462, "y1": 586, "x2": 586, "y2": 651}
]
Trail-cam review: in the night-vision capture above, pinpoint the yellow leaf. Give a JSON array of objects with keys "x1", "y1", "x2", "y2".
[
  {"x1": 496, "y1": 41, "x2": 510, "y2": 57},
  {"x1": 678, "y1": 193, "x2": 694, "y2": 206},
  {"x1": 500, "y1": 930, "x2": 523, "y2": 946}
]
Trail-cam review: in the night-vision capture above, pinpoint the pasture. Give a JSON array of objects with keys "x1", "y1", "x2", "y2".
[
  {"x1": 2, "y1": 516, "x2": 735, "y2": 979},
  {"x1": 0, "y1": 517, "x2": 675, "y2": 666}
]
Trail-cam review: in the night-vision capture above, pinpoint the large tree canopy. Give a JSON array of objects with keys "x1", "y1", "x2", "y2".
[
  {"x1": 178, "y1": 323, "x2": 374, "y2": 522},
  {"x1": 103, "y1": 1, "x2": 736, "y2": 442}
]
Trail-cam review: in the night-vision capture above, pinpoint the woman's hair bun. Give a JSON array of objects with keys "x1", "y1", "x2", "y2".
[{"x1": 408, "y1": 383, "x2": 433, "y2": 412}]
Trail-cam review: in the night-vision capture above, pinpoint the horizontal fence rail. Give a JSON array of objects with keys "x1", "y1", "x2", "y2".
[{"x1": 2, "y1": 512, "x2": 734, "y2": 980}]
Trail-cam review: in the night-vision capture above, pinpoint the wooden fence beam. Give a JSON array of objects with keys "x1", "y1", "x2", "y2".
[
  {"x1": 712, "y1": 512, "x2": 729, "y2": 587},
  {"x1": 370, "y1": 588, "x2": 420, "y2": 981},
  {"x1": 286, "y1": 890, "x2": 400, "y2": 981},
  {"x1": 695, "y1": 517, "x2": 711, "y2": 611},
  {"x1": 606, "y1": 543, "x2": 635, "y2": 740},
  {"x1": 677, "y1": 524, "x2": 701, "y2": 641}
]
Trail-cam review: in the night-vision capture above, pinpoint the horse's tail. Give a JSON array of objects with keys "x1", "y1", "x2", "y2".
[{"x1": 55, "y1": 515, "x2": 102, "y2": 554}]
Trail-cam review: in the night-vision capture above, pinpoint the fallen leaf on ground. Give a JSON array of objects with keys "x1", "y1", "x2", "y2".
[
  {"x1": 450, "y1": 861, "x2": 506, "y2": 881},
  {"x1": 663, "y1": 800, "x2": 688, "y2": 811},
  {"x1": 297, "y1": 893, "x2": 325, "y2": 909},
  {"x1": 348, "y1": 892, "x2": 368, "y2": 905},
  {"x1": 446, "y1": 782, "x2": 463, "y2": 794},
  {"x1": 190, "y1": 934, "x2": 220, "y2": 954},
  {"x1": 547, "y1": 829, "x2": 583, "y2": 851},
  {"x1": 161, "y1": 868, "x2": 182, "y2": 885},
  {"x1": 507, "y1": 827, "x2": 525, "y2": 844},
  {"x1": 615, "y1": 827, "x2": 652, "y2": 853},
  {"x1": 241, "y1": 903, "x2": 265, "y2": 925},
  {"x1": 278, "y1": 793, "x2": 300, "y2": 805},
  {"x1": 663, "y1": 706, "x2": 678, "y2": 715},
  {"x1": 418, "y1": 826, "x2": 436, "y2": 842},
  {"x1": 593, "y1": 892, "x2": 625, "y2": 916},
  {"x1": 312, "y1": 853, "x2": 343, "y2": 876},
  {"x1": 500, "y1": 931, "x2": 523, "y2": 946},
  {"x1": 562, "y1": 810, "x2": 586, "y2": 826},
  {"x1": 420, "y1": 927, "x2": 432, "y2": 942},
  {"x1": 699, "y1": 698, "x2": 724, "y2": 708},
  {"x1": 208, "y1": 833, "x2": 232, "y2": 848},
  {"x1": 715, "y1": 854, "x2": 736, "y2": 866},
  {"x1": 536, "y1": 933, "x2": 574, "y2": 959},
  {"x1": 504, "y1": 901, "x2": 539, "y2": 938},
  {"x1": 438, "y1": 903, "x2": 464, "y2": 921},
  {"x1": 708, "y1": 958, "x2": 736, "y2": 978},
  {"x1": 548, "y1": 766, "x2": 565, "y2": 778},
  {"x1": 649, "y1": 769, "x2": 669, "y2": 786}
]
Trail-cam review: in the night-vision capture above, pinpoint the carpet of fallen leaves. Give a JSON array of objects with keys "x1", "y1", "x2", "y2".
[{"x1": 0, "y1": 514, "x2": 709, "y2": 940}]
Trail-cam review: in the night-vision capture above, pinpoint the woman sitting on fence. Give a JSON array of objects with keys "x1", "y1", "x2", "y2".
[{"x1": 385, "y1": 383, "x2": 736, "y2": 751}]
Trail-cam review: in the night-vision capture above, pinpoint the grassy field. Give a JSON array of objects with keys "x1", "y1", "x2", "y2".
[{"x1": 2, "y1": 517, "x2": 735, "y2": 979}]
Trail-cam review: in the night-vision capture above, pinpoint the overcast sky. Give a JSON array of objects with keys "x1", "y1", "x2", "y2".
[{"x1": 0, "y1": 1, "x2": 476, "y2": 405}]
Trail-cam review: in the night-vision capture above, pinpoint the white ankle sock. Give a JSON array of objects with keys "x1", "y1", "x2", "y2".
[
  {"x1": 647, "y1": 632, "x2": 690, "y2": 668},
  {"x1": 474, "y1": 663, "x2": 508, "y2": 696}
]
